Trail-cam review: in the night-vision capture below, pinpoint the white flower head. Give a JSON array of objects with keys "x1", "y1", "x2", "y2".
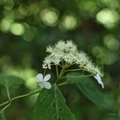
[
  {"x1": 94, "y1": 74, "x2": 104, "y2": 88},
  {"x1": 43, "y1": 40, "x2": 103, "y2": 77},
  {"x1": 36, "y1": 73, "x2": 51, "y2": 89}
]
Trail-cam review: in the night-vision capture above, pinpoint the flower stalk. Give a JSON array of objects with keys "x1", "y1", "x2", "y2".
[{"x1": 0, "y1": 89, "x2": 41, "y2": 107}]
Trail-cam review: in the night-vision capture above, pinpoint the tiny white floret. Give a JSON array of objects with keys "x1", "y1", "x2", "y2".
[
  {"x1": 94, "y1": 74, "x2": 104, "y2": 88},
  {"x1": 36, "y1": 73, "x2": 51, "y2": 89}
]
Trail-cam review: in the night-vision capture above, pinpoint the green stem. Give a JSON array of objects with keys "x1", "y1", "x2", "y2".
[
  {"x1": 6, "y1": 87, "x2": 11, "y2": 100},
  {"x1": 66, "y1": 68, "x2": 82, "y2": 72},
  {"x1": 2, "y1": 86, "x2": 12, "y2": 111},
  {"x1": 56, "y1": 65, "x2": 59, "y2": 77},
  {"x1": 58, "y1": 81, "x2": 68, "y2": 87},
  {"x1": 0, "y1": 89, "x2": 41, "y2": 107},
  {"x1": 61, "y1": 74, "x2": 93, "y2": 79},
  {"x1": 2, "y1": 102, "x2": 11, "y2": 111},
  {"x1": 56, "y1": 67, "x2": 65, "y2": 82},
  {"x1": 56, "y1": 63, "x2": 71, "y2": 82}
]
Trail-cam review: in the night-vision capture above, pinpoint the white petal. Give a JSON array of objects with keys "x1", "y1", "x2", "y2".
[
  {"x1": 43, "y1": 82, "x2": 51, "y2": 89},
  {"x1": 43, "y1": 74, "x2": 51, "y2": 81},
  {"x1": 38, "y1": 82, "x2": 44, "y2": 88},
  {"x1": 94, "y1": 74, "x2": 104, "y2": 88},
  {"x1": 36, "y1": 73, "x2": 43, "y2": 82}
]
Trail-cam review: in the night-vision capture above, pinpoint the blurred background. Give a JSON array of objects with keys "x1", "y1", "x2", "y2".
[{"x1": 0, "y1": 0, "x2": 120, "y2": 120}]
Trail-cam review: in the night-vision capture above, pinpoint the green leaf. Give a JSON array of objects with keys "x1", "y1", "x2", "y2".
[
  {"x1": 0, "y1": 110, "x2": 6, "y2": 120},
  {"x1": 0, "y1": 74, "x2": 24, "y2": 88},
  {"x1": 34, "y1": 84, "x2": 76, "y2": 120},
  {"x1": 66, "y1": 72, "x2": 107, "y2": 107}
]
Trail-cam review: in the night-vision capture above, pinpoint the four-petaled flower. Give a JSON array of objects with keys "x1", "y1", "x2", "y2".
[
  {"x1": 36, "y1": 73, "x2": 51, "y2": 89},
  {"x1": 94, "y1": 74, "x2": 104, "y2": 88}
]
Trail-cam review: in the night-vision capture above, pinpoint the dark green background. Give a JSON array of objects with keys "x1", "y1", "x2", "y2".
[{"x1": 0, "y1": 0, "x2": 120, "y2": 120}]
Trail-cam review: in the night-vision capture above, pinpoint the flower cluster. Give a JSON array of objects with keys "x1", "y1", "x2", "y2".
[{"x1": 42, "y1": 40, "x2": 103, "y2": 77}]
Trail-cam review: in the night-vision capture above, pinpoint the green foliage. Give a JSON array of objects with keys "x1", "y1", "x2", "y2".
[
  {"x1": 0, "y1": 110, "x2": 6, "y2": 120},
  {"x1": 0, "y1": 74, "x2": 24, "y2": 88},
  {"x1": 34, "y1": 84, "x2": 76, "y2": 120},
  {"x1": 0, "y1": 0, "x2": 120, "y2": 119},
  {"x1": 66, "y1": 72, "x2": 107, "y2": 107}
]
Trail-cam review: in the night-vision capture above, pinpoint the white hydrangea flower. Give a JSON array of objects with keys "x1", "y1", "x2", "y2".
[
  {"x1": 55, "y1": 40, "x2": 66, "y2": 51},
  {"x1": 42, "y1": 40, "x2": 104, "y2": 77},
  {"x1": 94, "y1": 74, "x2": 104, "y2": 88},
  {"x1": 36, "y1": 73, "x2": 51, "y2": 89},
  {"x1": 63, "y1": 52, "x2": 78, "y2": 64}
]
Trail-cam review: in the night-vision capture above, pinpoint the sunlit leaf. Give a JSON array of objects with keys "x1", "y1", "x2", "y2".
[
  {"x1": 34, "y1": 84, "x2": 76, "y2": 120},
  {"x1": 0, "y1": 110, "x2": 6, "y2": 120},
  {"x1": 66, "y1": 72, "x2": 107, "y2": 107},
  {"x1": 0, "y1": 74, "x2": 24, "y2": 88}
]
